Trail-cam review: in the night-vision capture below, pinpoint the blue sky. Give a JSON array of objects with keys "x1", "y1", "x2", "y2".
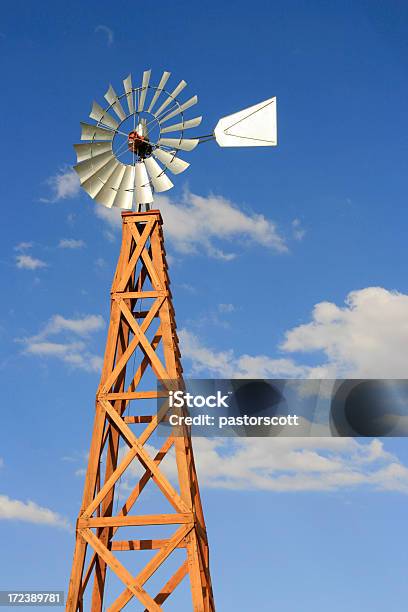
[{"x1": 1, "y1": 0, "x2": 408, "y2": 610}]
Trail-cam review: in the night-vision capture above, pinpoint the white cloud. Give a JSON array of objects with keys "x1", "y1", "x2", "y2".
[
  {"x1": 14, "y1": 242, "x2": 33, "y2": 251},
  {"x1": 160, "y1": 192, "x2": 287, "y2": 257},
  {"x1": 95, "y1": 190, "x2": 287, "y2": 259},
  {"x1": 179, "y1": 329, "x2": 307, "y2": 378},
  {"x1": 58, "y1": 239, "x2": 85, "y2": 249},
  {"x1": 292, "y1": 218, "x2": 306, "y2": 241},
  {"x1": 95, "y1": 24, "x2": 114, "y2": 46},
  {"x1": 218, "y1": 303, "x2": 235, "y2": 313},
  {"x1": 177, "y1": 282, "x2": 198, "y2": 294},
  {"x1": 19, "y1": 314, "x2": 105, "y2": 373},
  {"x1": 181, "y1": 287, "x2": 408, "y2": 380},
  {"x1": 15, "y1": 254, "x2": 47, "y2": 270},
  {"x1": 41, "y1": 168, "x2": 80, "y2": 203},
  {"x1": 281, "y1": 287, "x2": 408, "y2": 377},
  {"x1": 0, "y1": 494, "x2": 70, "y2": 529},
  {"x1": 95, "y1": 257, "x2": 107, "y2": 269},
  {"x1": 32, "y1": 314, "x2": 104, "y2": 340},
  {"x1": 104, "y1": 229, "x2": 116, "y2": 243},
  {"x1": 189, "y1": 437, "x2": 408, "y2": 493},
  {"x1": 23, "y1": 341, "x2": 103, "y2": 372}
]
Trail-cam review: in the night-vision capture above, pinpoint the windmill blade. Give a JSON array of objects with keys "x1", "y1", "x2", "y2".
[
  {"x1": 138, "y1": 70, "x2": 151, "y2": 112},
  {"x1": 90, "y1": 101, "x2": 119, "y2": 130},
  {"x1": 80, "y1": 158, "x2": 120, "y2": 198},
  {"x1": 159, "y1": 96, "x2": 198, "y2": 124},
  {"x1": 112, "y1": 165, "x2": 135, "y2": 209},
  {"x1": 73, "y1": 142, "x2": 112, "y2": 163},
  {"x1": 214, "y1": 96, "x2": 277, "y2": 147},
  {"x1": 144, "y1": 156, "x2": 174, "y2": 193},
  {"x1": 153, "y1": 148, "x2": 190, "y2": 175},
  {"x1": 147, "y1": 71, "x2": 171, "y2": 114},
  {"x1": 123, "y1": 74, "x2": 134, "y2": 114},
  {"x1": 80, "y1": 122, "x2": 115, "y2": 141},
  {"x1": 134, "y1": 162, "x2": 154, "y2": 203},
  {"x1": 76, "y1": 70, "x2": 199, "y2": 209},
  {"x1": 153, "y1": 80, "x2": 187, "y2": 118},
  {"x1": 157, "y1": 138, "x2": 199, "y2": 152},
  {"x1": 159, "y1": 116, "x2": 202, "y2": 134},
  {"x1": 74, "y1": 150, "x2": 115, "y2": 182},
  {"x1": 104, "y1": 85, "x2": 127, "y2": 121},
  {"x1": 94, "y1": 164, "x2": 127, "y2": 208}
]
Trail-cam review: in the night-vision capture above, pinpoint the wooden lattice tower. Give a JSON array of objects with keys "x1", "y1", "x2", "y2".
[{"x1": 67, "y1": 210, "x2": 214, "y2": 611}]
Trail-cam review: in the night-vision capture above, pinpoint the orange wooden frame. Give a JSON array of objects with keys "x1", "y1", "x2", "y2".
[{"x1": 66, "y1": 211, "x2": 214, "y2": 611}]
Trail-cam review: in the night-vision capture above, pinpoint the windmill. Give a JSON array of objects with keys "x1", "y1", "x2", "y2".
[{"x1": 67, "y1": 69, "x2": 277, "y2": 611}]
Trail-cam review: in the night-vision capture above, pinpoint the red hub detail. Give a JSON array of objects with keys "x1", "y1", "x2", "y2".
[{"x1": 128, "y1": 130, "x2": 145, "y2": 153}]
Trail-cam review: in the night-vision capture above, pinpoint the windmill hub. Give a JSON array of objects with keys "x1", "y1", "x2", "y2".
[{"x1": 127, "y1": 130, "x2": 152, "y2": 157}]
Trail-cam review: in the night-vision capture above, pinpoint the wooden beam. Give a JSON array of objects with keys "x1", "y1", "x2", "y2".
[
  {"x1": 123, "y1": 415, "x2": 153, "y2": 423},
  {"x1": 101, "y1": 400, "x2": 190, "y2": 514},
  {"x1": 79, "y1": 436, "x2": 175, "y2": 599},
  {"x1": 117, "y1": 220, "x2": 154, "y2": 293},
  {"x1": 128, "y1": 222, "x2": 162, "y2": 290},
  {"x1": 99, "y1": 334, "x2": 140, "y2": 395},
  {"x1": 118, "y1": 299, "x2": 169, "y2": 381},
  {"x1": 82, "y1": 446, "x2": 138, "y2": 518},
  {"x1": 133, "y1": 310, "x2": 160, "y2": 318},
  {"x1": 78, "y1": 513, "x2": 193, "y2": 527},
  {"x1": 105, "y1": 391, "x2": 167, "y2": 400},
  {"x1": 122, "y1": 330, "x2": 162, "y2": 407},
  {"x1": 149, "y1": 561, "x2": 189, "y2": 608},
  {"x1": 112, "y1": 290, "x2": 168, "y2": 299},
  {"x1": 109, "y1": 524, "x2": 192, "y2": 611},
  {"x1": 111, "y1": 539, "x2": 186, "y2": 551},
  {"x1": 122, "y1": 210, "x2": 161, "y2": 222},
  {"x1": 80, "y1": 529, "x2": 161, "y2": 612}
]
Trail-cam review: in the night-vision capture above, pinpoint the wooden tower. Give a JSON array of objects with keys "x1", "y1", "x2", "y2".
[{"x1": 66, "y1": 210, "x2": 215, "y2": 611}]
